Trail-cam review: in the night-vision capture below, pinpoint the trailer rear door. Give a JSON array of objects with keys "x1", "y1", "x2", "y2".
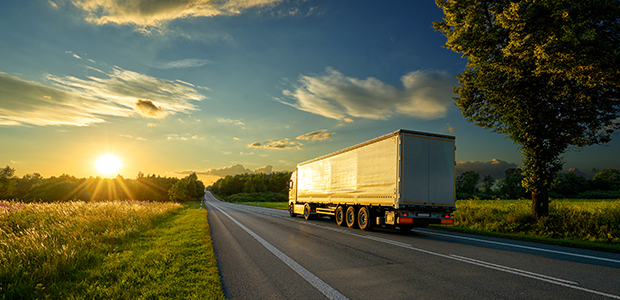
[{"x1": 400, "y1": 133, "x2": 455, "y2": 206}]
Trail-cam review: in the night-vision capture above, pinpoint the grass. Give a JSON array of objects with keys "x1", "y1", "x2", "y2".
[{"x1": 0, "y1": 200, "x2": 224, "y2": 299}]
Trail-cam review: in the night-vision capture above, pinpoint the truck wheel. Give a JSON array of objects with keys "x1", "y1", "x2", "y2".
[
  {"x1": 335, "y1": 206, "x2": 346, "y2": 226},
  {"x1": 304, "y1": 204, "x2": 312, "y2": 220},
  {"x1": 358, "y1": 207, "x2": 373, "y2": 231},
  {"x1": 289, "y1": 204, "x2": 296, "y2": 217},
  {"x1": 346, "y1": 206, "x2": 358, "y2": 228}
]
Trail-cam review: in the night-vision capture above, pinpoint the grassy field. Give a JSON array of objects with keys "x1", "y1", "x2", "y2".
[
  {"x1": 237, "y1": 199, "x2": 620, "y2": 252},
  {"x1": 0, "y1": 200, "x2": 224, "y2": 299}
]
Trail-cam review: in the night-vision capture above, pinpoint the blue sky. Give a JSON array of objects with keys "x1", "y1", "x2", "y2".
[{"x1": 1, "y1": 0, "x2": 618, "y2": 184}]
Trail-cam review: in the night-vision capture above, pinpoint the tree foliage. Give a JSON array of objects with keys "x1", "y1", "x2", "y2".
[
  {"x1": 0, "y1": 167, "x2": 204, "y2": 203},
  {"x1": 208, "y1": 172, "x2": 292, "y2": 201},
  {"x1": 434, "y1": 0, "x2": 620, "y2": 216}
]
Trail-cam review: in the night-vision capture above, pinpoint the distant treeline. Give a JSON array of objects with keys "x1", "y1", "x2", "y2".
[
  {"x1": 208, "y1": 172, "x2": 292, "y2": 202},
  {"x1": 457, "y1": 168, "x2": 620, "y2": 200},
  {"x1": 0, "y1": 166, "x2": 205, "y2": 202}
]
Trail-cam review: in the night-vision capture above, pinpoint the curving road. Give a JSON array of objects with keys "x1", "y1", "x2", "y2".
[{"x1": 203, "y1": 192, "x2": 620, "y2": 300}]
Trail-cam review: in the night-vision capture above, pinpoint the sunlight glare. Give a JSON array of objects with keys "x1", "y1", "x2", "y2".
[{"x1": 95, "y1": 154, "x2": 122, "y2": 175}]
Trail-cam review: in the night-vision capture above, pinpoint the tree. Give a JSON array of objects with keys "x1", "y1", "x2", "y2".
[
  {"x1": 456, "y1": 171, "x2": 480, "y2": 194},
  {"x1": 482, "y1": 175, "x2": 495, "y2": 195},
  {"x1": 592, "y1": 169, "x2": 620, "y2": 191},
  {"x1": 0, "y1": 165, "x2": 17, "y2": 199},
  {"x1": 497, "y1": 168, "x2": 527, "y2": 199},
  {"x1": 434, "y1": 0, "x2": 620, "y2": 217},
  {"x1": 168, "y1": 179, "x2": 188, "y2": 202}
]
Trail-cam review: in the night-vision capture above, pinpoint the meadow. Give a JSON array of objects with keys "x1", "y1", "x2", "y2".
[{"x1": 0, "y1": 200, "x2": 224, "y2": 299}]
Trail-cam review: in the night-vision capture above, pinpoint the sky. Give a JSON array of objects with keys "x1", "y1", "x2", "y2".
[{"x1": 1, "y1": 0, "x2": 618, "y2": 185}]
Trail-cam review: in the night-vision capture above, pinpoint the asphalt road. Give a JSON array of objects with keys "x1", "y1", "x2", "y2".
[{"x1": 204, "y1": 192, "x2": 620, "y2": 300}]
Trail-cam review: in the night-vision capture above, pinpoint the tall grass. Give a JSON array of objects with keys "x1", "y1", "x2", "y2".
[
  {"x1": 452, "y1": 200, "x2": 620, "y2": 244},
  {"x1": 0, "y1": 200, "x2": 181, "y2": 299}
]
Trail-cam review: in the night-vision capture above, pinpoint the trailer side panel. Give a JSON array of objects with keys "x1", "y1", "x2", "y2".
[{"x1": 297, "y1": 135, "x2": 398, "y2": 205}]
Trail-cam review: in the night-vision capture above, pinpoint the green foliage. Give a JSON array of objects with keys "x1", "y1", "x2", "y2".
[
  {"x1": 434, "y1": 0, "x2": 620, "y2": 217},
  {"x1": 0, "y1": 165, "x2": 17, "y2": 200},
  {"x1": 0, "y1": 200, "x2": 182, "y2": 299},
  {"x1": 0, "y1": 167, "x2": 206, "y2": 203},
  {"x1": 452, "y1": 200, "x2": 620, "y2": 244},
  {"x1": 456, "y1": 171, "x2": 479, "y2": 194},
  {"x1": 168, "y1": 173, "x2": 206, "y2": 202},
  {"x1": 209, "y1": 172, "x2": 292, "y2": 200}
]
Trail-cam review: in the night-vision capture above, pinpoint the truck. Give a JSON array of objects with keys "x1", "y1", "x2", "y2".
[{"x1": 288, "y1": 129, "x2": 456, "y2": 231}]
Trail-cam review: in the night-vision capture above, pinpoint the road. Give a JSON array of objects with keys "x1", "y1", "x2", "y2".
[{"x1": 203, "y1": 192, "x2": 620, "y2": 300}]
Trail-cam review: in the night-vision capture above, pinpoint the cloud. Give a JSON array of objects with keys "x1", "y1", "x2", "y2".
[
  {"x1": 217, "y1": 118, "x2": 245, "y2": 126},
  {"x1": 248, "y1": 139, "x2": 303, "y2": 150},
  {"x1": 182, "y1": 164, "x2": 275, "y2": 177},
  {"x1": 296, "y1": 129, "x2": 335, "y2": 141},
  {"x1": 0, "y1": 68, "x2": 205, "y2": 127},
  {"x1": 344, "y1": 118, "x2": 354, "y2": 123},
  {"x1": 71, "y1": 0, "x2": 285, "y2": 28},
  {"x1": 147, "y1": 122, "x2": 157, "y2": 127},
  {"x1": 456, "y1": 159, "x2": 520, "y2": 179},
  {"x1": 134, "y1": 99, "x2": 164, "y2": 118},
  {"x1": 442, "y1": 123, "x2": 457, "y2": 134},
  {"x1": 279, "y1": 68, "x2": 455, "y2": 121},
  {"x1": 150, "y1": 59, "x2": 211, "y2": 69}
]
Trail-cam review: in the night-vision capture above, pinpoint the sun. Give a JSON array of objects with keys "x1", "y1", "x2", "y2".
[{"x1": 95, "y1": 154, "x2": 122, "y2": 175}]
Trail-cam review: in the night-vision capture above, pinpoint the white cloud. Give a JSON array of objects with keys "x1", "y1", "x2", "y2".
[
  {"x1": 296, "y1": 129, "x2": 335, "y2": 141},
  {"x1": 279, "y1": 68, "x2": 455, "y2": 121},
  {"x1": 150, "y1": 59, "x2": 211, "y2": 69},
  {"x1": 71, "y1": 0, "x2": 285, "y2": 28},
  {"x1": 218, "y1": 118, "x2": 245, "y2": 126},
  {"x1": 248, "y1": 139, "x2": 303, "y2": 150},
  {"x1": 0, "y1": 69, "x2": 205, "y2": 127}
]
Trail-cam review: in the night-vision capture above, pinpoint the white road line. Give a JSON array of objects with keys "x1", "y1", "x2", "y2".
[
  {"x1": 412, "y1": 229, "x2": 620, "y2": 264},
  {"x1": 450, "y1": 255, "x2": 580, "y2": 285},
  {"x1": 207, "y1": 201, "x2": 348, "y2": 300}
]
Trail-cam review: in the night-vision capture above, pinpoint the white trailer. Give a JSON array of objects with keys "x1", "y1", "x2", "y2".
[{"x1": 288, "y1": 129, "x2": 456, "y2": 231}]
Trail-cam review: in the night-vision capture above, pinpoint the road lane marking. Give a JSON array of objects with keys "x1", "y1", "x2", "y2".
[
  {"x1": 413, "y1": 229, "x2": 620, "y2": 264},
  {"x1": 449, "y1": 255, "x2": 579, "y2": 285},
  {"x1": 208, "y1": 199, "x2": 620, "y2": 299},
  {"x1": 206, "y1": 200, "x2": 349, "y2": 300}
]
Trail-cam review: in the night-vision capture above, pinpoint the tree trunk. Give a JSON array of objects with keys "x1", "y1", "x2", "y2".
[{"x1": 531, "y1": 188, "x2": 549, "y2": 218}]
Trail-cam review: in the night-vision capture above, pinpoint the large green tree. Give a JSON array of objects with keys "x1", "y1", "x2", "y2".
[{"x1": 434, "y1": 0, "x2": 620, "y2": 217}]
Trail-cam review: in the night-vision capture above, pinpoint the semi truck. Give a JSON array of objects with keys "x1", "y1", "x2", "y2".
[{"x1": 288, "y1": 129, "x2": 456, "y2": 231}]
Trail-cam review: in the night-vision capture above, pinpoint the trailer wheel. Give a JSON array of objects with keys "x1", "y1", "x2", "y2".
[
  {"x1": 335, "y1": 206, "x2": 346, "y2": 226},
  {"x1": 288, "y1": 204, "x2": 296, "y2": 217},
  {"x1": 358, "y1": 207, "x2": 373, "y2": 231},
  {"x1": 346, "y1": 206, "x2": 358, "y2": 228}
]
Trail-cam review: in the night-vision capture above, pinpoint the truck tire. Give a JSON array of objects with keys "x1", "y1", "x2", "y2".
[
  {"x1": 304, "y1": 204, "x2": 313, "y2": 220},
  {"x1": 288, "y1": 204, "x2": 296, "y2": 217},
  {"x1": 335, "y1": 206, "x2": 346, "y2": 226},
  {"x1": 358, "y1": 206, "x2": 373, "y2": 231},
  {"x1": 346, "y1": 206, "x2": 358, "y2": 228}
]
